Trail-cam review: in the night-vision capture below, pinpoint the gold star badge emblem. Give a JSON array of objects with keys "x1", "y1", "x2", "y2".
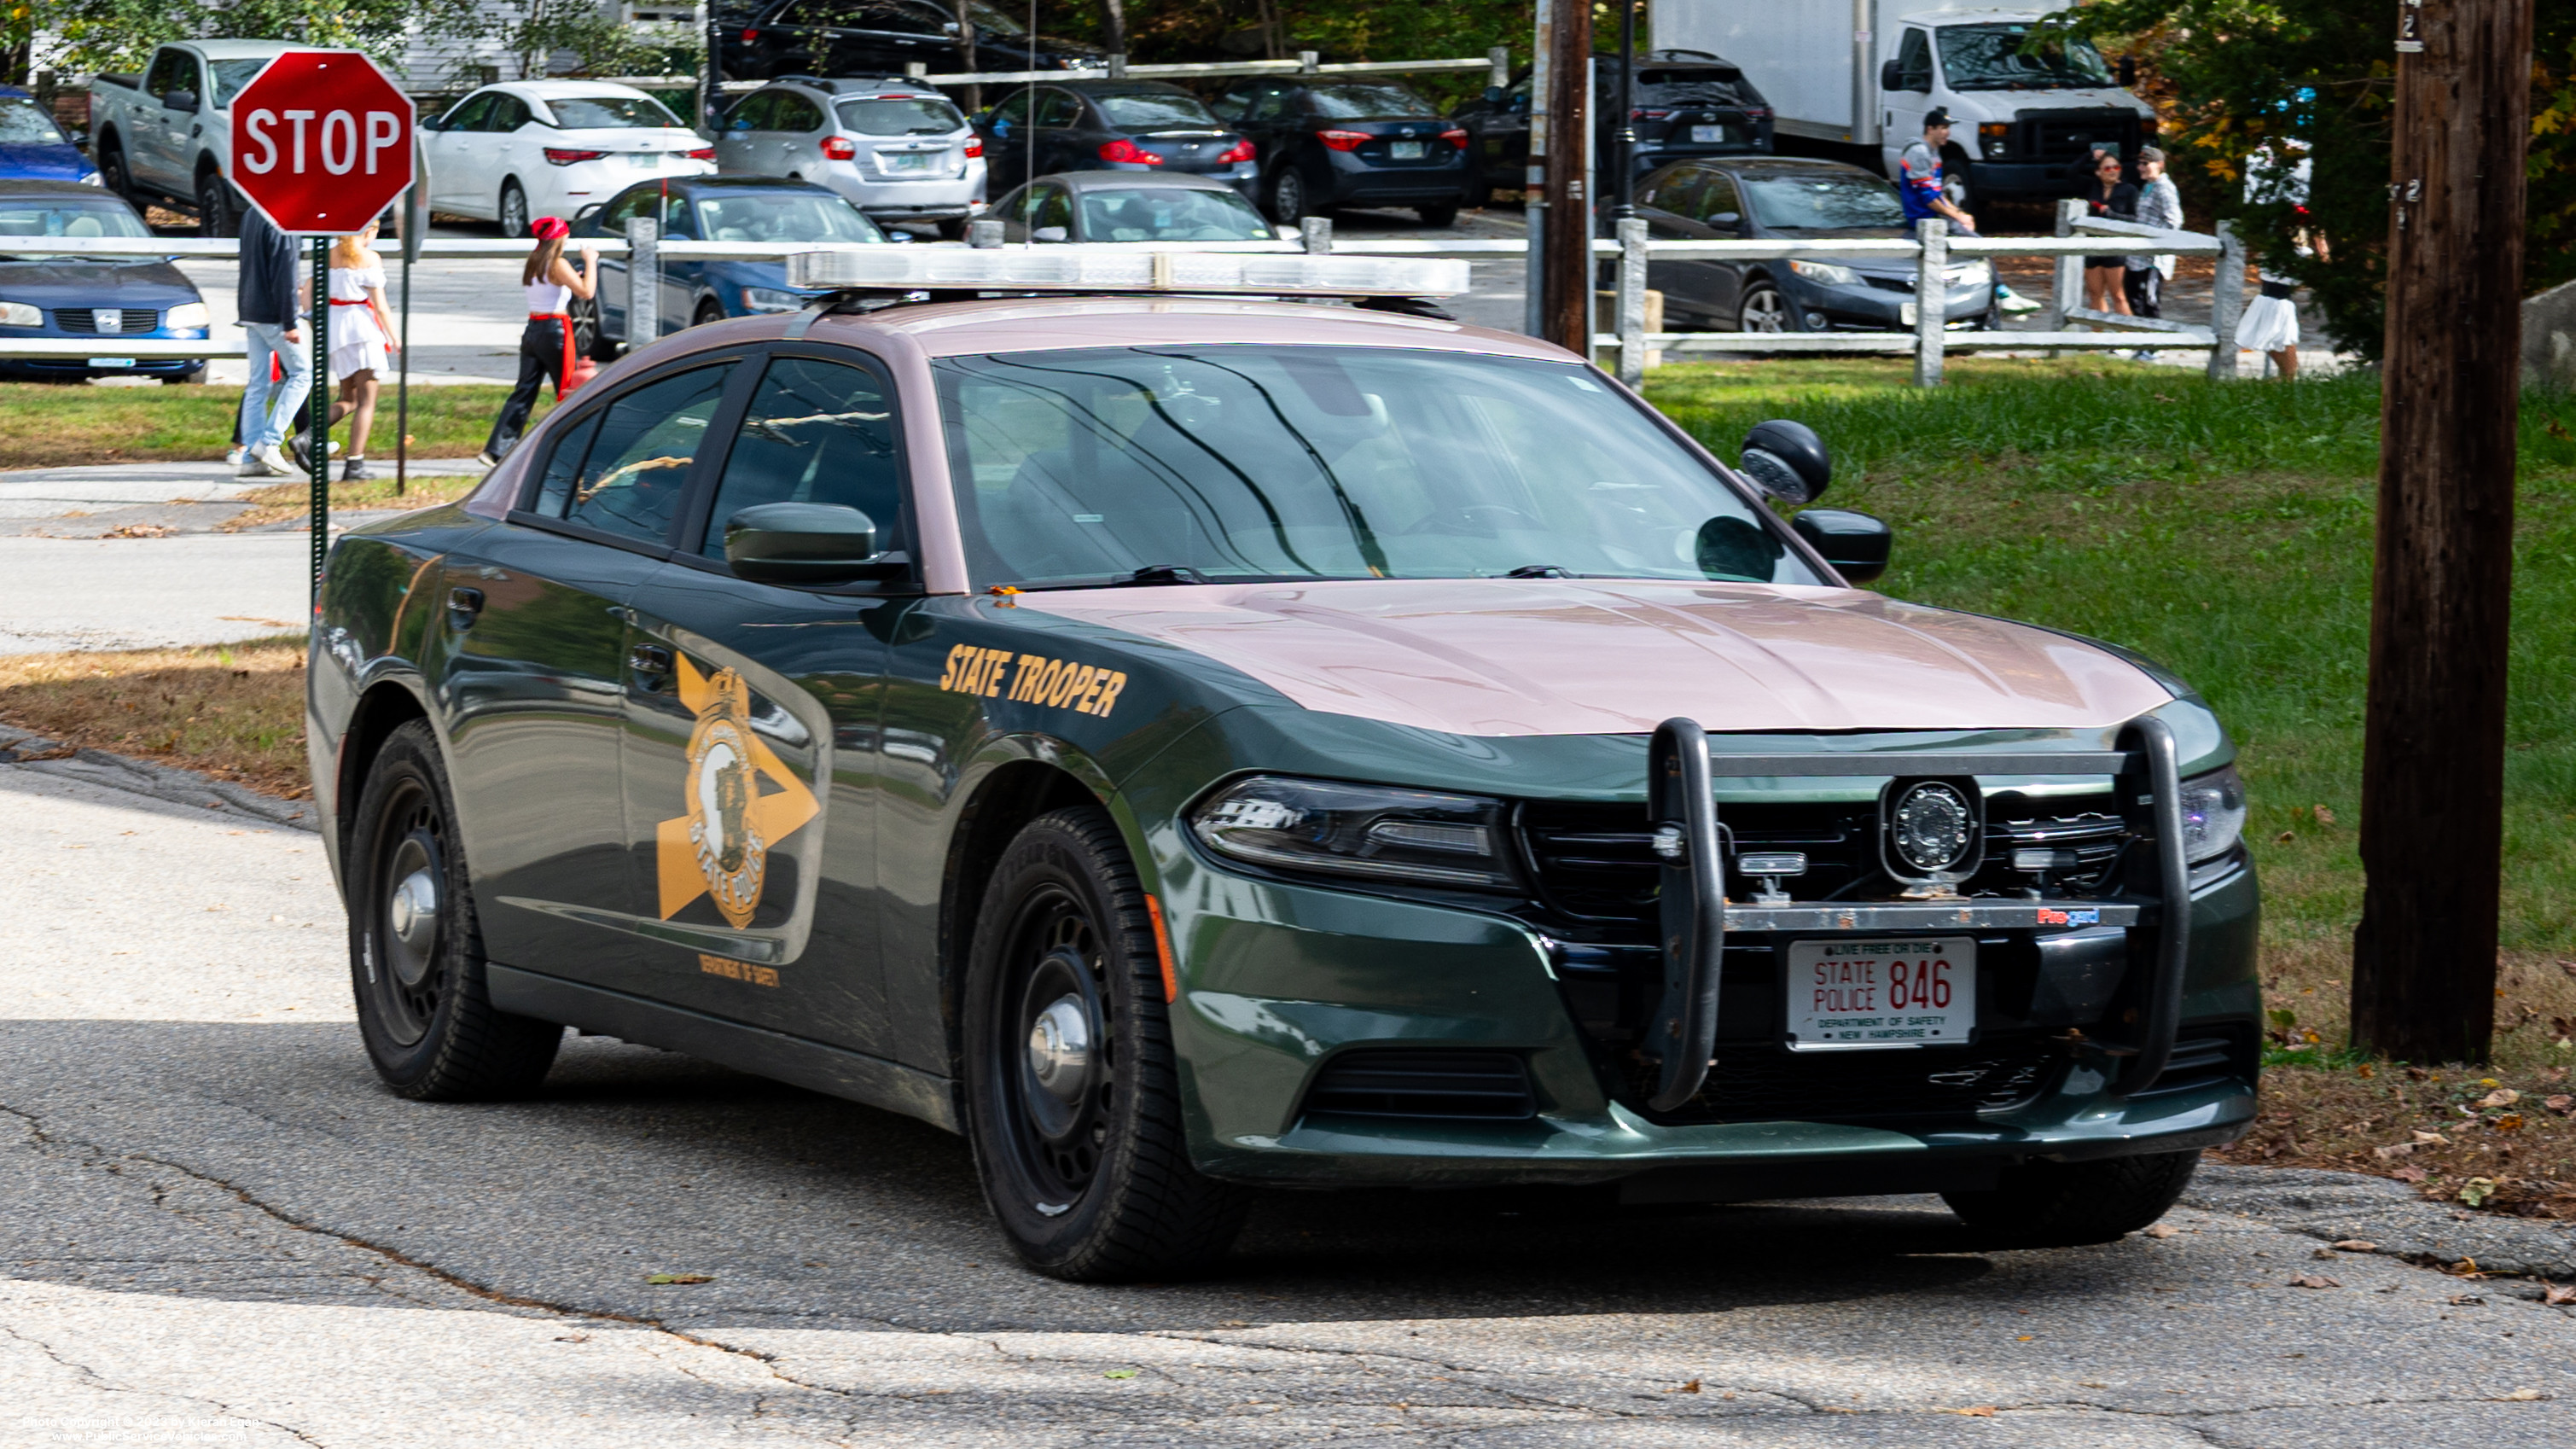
[{"x1": 656, "y1": 655, "x2": 817, "y2": 929}]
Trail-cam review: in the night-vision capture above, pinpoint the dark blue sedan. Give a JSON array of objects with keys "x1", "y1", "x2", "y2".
[
  {"x1": 570, "y1": 175, "x2": 892, "y2": 358},
  {"x1": 0, "y1": 181, "x2": 211, "y2": 382},
  {"x1": 0, "y1": 88, "x2": 98, "y2": 185}
]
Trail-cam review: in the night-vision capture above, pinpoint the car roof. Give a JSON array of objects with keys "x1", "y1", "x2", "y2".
[
  {"x1": 767, "y1": 75, "x2": 943, "y2": 97},
  {"x1": 489, "y1": 79, "x2": 668, "y2": 102},
  {"x1": 1034, "y1": 170, "x2": 1245, "y2": 195},
  {"x1": 185, "y1": 40, "x2": 299, "y2": 60},
  {"x1": 800, "y1": 295, "x2": 1579, "y2": 363}
]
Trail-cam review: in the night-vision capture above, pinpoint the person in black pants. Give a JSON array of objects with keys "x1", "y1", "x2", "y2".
[{"x1": 479, "y1": 216, "x2": 597, "y2": 467}]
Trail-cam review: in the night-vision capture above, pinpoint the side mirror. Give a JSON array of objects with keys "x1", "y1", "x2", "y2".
[
  {"x1": 1031, "y1": 224, "x2": 1067, "y2": 242},
  {"x1": 1738, "y1": 418, "x2": 1829, "y2": 504},
  {"x1": 1709, "y1": 210, "x2": 1741, "y2": 227},
  {"x1": 724, "y1": 502, "x2": 889, "y2": 585},
  {"x1": 1481, "y1": 85, "x2": 1505, "y2": 105},
  {"x1": 2118, "y1": 55, "x2": 2138, "y2": 88},
  {"x1": 573, "y1": 202, "x2": 602, "y2": 223},
  {"x1": 162, "y1": 90, "x2": 199, "y2": 113},
  {"x1": 1879, "y1": 59, "x2": 1906, "y2": 92},
  {"x1": 1792, "y1": 509, "x2": 1892, "y2": 584}
]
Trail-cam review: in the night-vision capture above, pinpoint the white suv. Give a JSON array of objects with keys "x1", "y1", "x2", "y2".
[{"x1": 716, "y1": 77, "x2": 986, "y2": 236}]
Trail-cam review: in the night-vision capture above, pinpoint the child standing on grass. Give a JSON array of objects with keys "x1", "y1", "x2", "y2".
[{"x1": 306, "y1": 219, "x2": 398, "y2": 480}]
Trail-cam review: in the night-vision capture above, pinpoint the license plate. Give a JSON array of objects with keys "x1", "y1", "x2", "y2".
[
  {"x1": 1390, "y1": 140, "x2": 1426, "y2": 160},
  {"x1": 88, "y1": 357, "x2": 135, "y2": 368},
  {"x1": 885, "y1": 152, "x2": 935, "y2": 172},
  {"x1": 1689, "y1": 125, "x2": 1728, "y2": 143},
  {"x1": 1785, "y1": 937, "x2": 1976, "y2": 1050}
]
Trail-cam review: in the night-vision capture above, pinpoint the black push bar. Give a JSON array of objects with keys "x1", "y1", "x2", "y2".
[{"x1": 1638, "y1": 713, "x2": 2195, "y2": 1113}]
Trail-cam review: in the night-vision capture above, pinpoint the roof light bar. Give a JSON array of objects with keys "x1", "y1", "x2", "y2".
[{"x1": 783, "y1": 247, "x2": 1471, "y2": 299}]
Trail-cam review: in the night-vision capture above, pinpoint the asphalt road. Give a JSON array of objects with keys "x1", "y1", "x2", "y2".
[{"x1": 1, "y1": 762, "x2": 2570, "y2": 1447}]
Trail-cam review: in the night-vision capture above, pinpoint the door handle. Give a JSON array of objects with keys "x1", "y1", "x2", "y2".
[
  {"x1": 629, "y1": 643, "x2": 674, "y2": 688},
  {"x1": 445, "y1": 586, "x2": 483, "y2": 627}
]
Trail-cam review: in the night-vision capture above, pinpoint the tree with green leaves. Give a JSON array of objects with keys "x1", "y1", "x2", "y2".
[{"x1": 2049, "y1": 0, "x2": 2576, "y2": 358}]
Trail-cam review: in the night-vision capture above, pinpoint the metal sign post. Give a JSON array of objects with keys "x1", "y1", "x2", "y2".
[{"x1": 309, "y1": 237, "x2": 329, "y2": 594}]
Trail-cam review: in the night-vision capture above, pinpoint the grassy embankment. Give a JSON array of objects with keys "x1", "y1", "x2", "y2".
[{"x1": 1646, "y1": 357, "x2": 2576, "y2": 1212}]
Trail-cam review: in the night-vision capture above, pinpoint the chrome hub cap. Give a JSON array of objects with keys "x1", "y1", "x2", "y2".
[
  {"x1": 387, "y1": 869, "x2": 439, "y2": 957},
  {"x1": 1026, "y1": 995, "x2": 1093, "y2": 1104}
]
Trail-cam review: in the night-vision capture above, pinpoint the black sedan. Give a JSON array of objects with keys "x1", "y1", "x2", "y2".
[
  {"x1": 1638, "y1": 157, "x2": 1997, "y2": 335},
  {"x1": 0, "y1": 181, "x2": 211, "y2": 382},
  {"x1": 1454, "y1": 49, "x2": 1774, "y2": 208},
  {"x1": 1207, "y1": 79, "x2": 1467, "y2": 226},
  {"x1": 973, "y1": 82, "x2": 1258, "y2": 206},
  {"x1": 720, "y1": 0, "x2": 1097, "y2": 82},
  {"x1": 987, "y1": 170, "x2": 1275, "y2": 243}
]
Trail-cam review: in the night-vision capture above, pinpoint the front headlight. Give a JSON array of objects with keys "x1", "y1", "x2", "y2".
[
  {"x1": 166, "y1": 301, "x2": 210, "y2": 329},
  {"x1": 0, "y1": 300, "x2": 38, "y2": 327},
  {"x1": 79, "y1": 170, "x2": 103, "y2": 186},
  {"x1": 2178, "y1": 765, "x2": 2247, "y2": 863},
  {"x1": 1788, "y1": 259, "x2": 1860, "y2": 287},
  {"x1": 1945, "y1": 260, "x2": 1992, "y2": 287},
  {"x1": 1190, "y1": 775, "x2": 1519, "y2": 892},
  {"x1": 740, "y1": 286, "x2": 805, "y2": 313}
]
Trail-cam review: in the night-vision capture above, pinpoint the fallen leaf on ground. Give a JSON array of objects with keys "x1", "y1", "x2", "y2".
[
  {"x1": 2545, "y1": 1095, "x2": 2574, "y2": 1115},
  {"x1": 1672, "y1": 1380, "x2": 1701, "y2": 1394},
  {"x1": 2542, "y1": 1284, "x2": 2576, "y2": 1306},
  {"x1": 2393, "y1": 1166, "x2": 2430, "y2": 1183},
  {"x1": 1102, "y1": 1369, "x2": 1140, "y2": 1381},
  {"x1": 645, "y1": 1272, "x2": 713, "y2": 1285},
  {"x1": 2311, "y1": 805, "x2": 2335, "y2": 824},
  {"x1": 2332, "y1": 1240, "x2": 2378, "y2": 1252},
  {"x1": 2451, "y1": 1295, "x2": 2486, "y2": 1306},
  {"x1": 2501, "y1": 1388, "x2": 2547, "y2": 1401},
  {"x1": 2375, "y1": 1143, "x2": 2415, "y2": 1160},
  {"x1": 1957, "y1": 1405, "x2": 1997, "y2": 1417},
  {"x1": 2458, "y1": 1177, "x2": 2498, "y2": 1208},
  {"x1": 2285, "y1": 1275, "x2": 2340, "y2": 1289},
  {"x1": 2414, "y1": 1130, "x2": 2451, "y2": 1146},
  {"x1": 2311, "y1": 1248, "x2": 2339, "y2": 1260},
  {"x1": 2478, "y1": 1088, "x2": 2521, "y2": 1109},
  {"x1": 2143, "y1": 1223, "x2": 2179, "y2": 1238}
]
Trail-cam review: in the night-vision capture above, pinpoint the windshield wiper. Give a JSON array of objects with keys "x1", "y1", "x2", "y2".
[
  {"x1": 1504, "y1": 564, "x2": 1573, "y2": 579},
  {"x1": 1117, "y1": 564, "x2": 1207, "y2": 586}
]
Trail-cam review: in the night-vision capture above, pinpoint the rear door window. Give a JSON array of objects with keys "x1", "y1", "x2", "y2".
[
  {"x1": 773, "y1": 92, "x2": 828, "y2": 131},
  {"x1": 1698, "y1": 173, "x2": 1743, "y2": 228},
  {"x1": 559, "y1": 367, "x2": 733, "y2": 544}
]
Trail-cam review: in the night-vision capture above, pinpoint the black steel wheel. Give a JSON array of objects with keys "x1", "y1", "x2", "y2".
[
  {"x1": 962, "y1": 806, "x2": 1248, "y2": 1281},
  {"x1": 348, "y1": 719, "x2": 561, "y2": 1099},
  {"x1": 1943, "y1": 1149, "x2": 2201, "y2": 1247}
]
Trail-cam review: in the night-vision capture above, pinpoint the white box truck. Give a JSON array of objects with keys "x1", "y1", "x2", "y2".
[{"x1": 1650, "y1": 2, "x2": 2154, "y2": 207}]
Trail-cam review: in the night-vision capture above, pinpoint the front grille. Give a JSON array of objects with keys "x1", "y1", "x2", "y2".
[
  {"x1": 2022, "y1": 109, "x2": 2143, "y2": 165},
  {"x1": 1635, "y1": 1040, "x2": 2061, "y2": 1123},
  {"x1": 1301, "y1": 1049, "x2": 1535, "y2": 1120},
  {"x1": 55, "y1": 308, "x2": 157, "y2": 334},
  {"x1": 1519, "y1": 793, "x2": 2126, "y2": 930}
]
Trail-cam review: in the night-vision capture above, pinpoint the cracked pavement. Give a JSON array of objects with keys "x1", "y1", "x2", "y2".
[{"x1": 0, "y1": 765, "x2": 2570, "y2": 1446}]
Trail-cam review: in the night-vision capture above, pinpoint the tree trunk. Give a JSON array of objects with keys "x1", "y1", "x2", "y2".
[{"x1": 2350, "y1": 0, "x2": 2536, "y2": 1064}]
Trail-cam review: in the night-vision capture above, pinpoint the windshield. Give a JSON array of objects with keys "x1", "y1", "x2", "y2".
[
  {"x1": 1078, "y1": 187, "x2": 1269, "y2": 241},
  {"x1": 210, "y1": 59, "x2": 270, "y2": 108},
  {"x1": 837, "y1": 95, "x2": 962, "y2": 135},
  {"x1": 966, "y1": 1, "x2": 1025, "y2": 34},
  {"x1": 1305, "y1": 84, "x2": 1436, "y2": 119},
  {"x1": 1096, "y1": 90, "x2": 1221, "y2": 130},
  {"x1": 0, "y1": 199, "x2": 152, "y2": 253},
  {"x1": 695, "y1": 190, "x2": 887, "y2": 242},
  {"x1": 547, "y1": 95, "x2": 684, "y2": 130},
  {"x1": 935, "y1": 346, "x2": 1817, "y2": 589},
  {"x1": 1938, "y1": 24, "x2": 2114, "y2": 90},
  {"x1": 0, "y1": 97, "x2": 67, "y2": 144},
  {"x1": 1743, "y1": 174, "x2": 1905, "y2": 230}
]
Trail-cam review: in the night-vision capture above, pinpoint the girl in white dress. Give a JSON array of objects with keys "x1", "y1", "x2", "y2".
[
  {"x1": 321, "y1": 219, "x2": 399, "y2": 480},
  {"x1": 2233, "y1": 143, "x2": 2313, "y2": 380}
]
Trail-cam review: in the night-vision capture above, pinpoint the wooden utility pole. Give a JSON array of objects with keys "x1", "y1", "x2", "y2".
[
  {"x1": 1540, "y1": 0, "x2": 1593, "y2": 355},
  {"x1": 2351, "y1": 0, "x2": 2535, "y2": 1063}
]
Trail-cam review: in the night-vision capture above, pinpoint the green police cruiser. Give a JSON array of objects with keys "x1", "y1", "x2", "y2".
[{"x1": 308, "y1": 247, "x2": 2258, "y2": 1281}]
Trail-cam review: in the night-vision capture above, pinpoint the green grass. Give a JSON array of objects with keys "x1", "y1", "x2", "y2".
[
  {"x1": 0, "y1": 382, "x2": 543, "y2": 469},
  {"x1": 1641, "y1": 358, "x2": 2576, "y2": 1033}
]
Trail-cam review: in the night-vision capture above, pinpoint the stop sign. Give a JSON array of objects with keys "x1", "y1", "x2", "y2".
[{"x1": 227, "y1": 50, "x2": 413, "y2": 234}]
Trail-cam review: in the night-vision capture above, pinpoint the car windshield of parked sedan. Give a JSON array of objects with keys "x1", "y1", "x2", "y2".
[
  {"x1": 0, "y1": 97, "x2": 67, "y2": 143},
  {"x1": 1078, "y1": 187, "x2": 1269, "y2": 242},
  {"x1": 936, "y1": 345, "x2": 1820, "y2": 589},
  {"x1": 836, "y1": 95, "x2": 963, "y2": 135},
  {"x1": 695, "y1": 191, "x2": 887, "y2": 242},
  {"x1": 544, "y1": 95, "x2": 686, "y2": 129},
  {"x1": 1938, "y1": 24, "x2": 2114, "y2": 90},
  {"x1": 1093, "y1": 90, "x2": 1222, "y2": 130},
  {"x1": 1742, "y1": 175, "x2": 1905, "y2": 231},
  {"x1": 0, "y1": 198, "x2": 151, "y2": 254},
  {"x1": 1302, "y1": 84, "x2": 1437, "y2": 119}
]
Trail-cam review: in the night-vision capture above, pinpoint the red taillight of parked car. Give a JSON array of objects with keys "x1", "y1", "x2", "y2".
[
  {"x1": 822, "y1": 137, "x2": 857, "y2": 160},
  {"x1": 1441, "y1": 128, "x2": 1469, "y2": 148},
  {"x1": 685, "y1": 147, "x2": 716, "y2": 160},
  {"x1": 963, "y1": 136, "x2": 984, "y2": 158},
  {"x1": 741, "y1": 27, "x2": 760, "y2": 41},
  {"x1": 544, "y1": 148, "x2": 607, "y2": 166},
  {"x1": 1317, "y1": 130, "x2": 1370, "y2": 152},
  {"x1": 1216, "y1": 137, "x2": 1256, "y2": 164},
  {"x1": 1096, "y1": 138, "x2": 1164, "y2": 165}
]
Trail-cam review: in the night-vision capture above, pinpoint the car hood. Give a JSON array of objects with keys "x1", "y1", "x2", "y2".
[
  {"x1": 1021, "y1": 578, "x2": 2171, "y2": 736},
  {"x1": 0, "y1": 256, "x2": 196, "y2": 300},
  {"x1": 0, "y1": 143, "x2": 93, "y2": 179}
]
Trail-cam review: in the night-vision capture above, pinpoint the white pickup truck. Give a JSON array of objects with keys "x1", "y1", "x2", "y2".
[{"x1": 89, "y1": 39, "x2": 299, "y2": 236}]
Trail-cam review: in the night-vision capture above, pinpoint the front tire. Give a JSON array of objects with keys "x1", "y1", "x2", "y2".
[
  {"x1": 962, "y1": 806, "x2": 1249, "y2": 1282},
  {"x1": 348, "y1": 720, "x2": 563, "y2": 1100},
  {"x1": 1943, "y1": 1149, "x2": 2201, "y2": 1248},
  {"x1": 497, "y1": 179, "x2": 531, "y2": 239},
  {"x1": 1736, "y1": 280, "x2": 1790, "y2": 333},
  {"x1": 195, "y1": 171, "x2": 236, "y2": 237},
  {"x1": 692, "y1": 297, "x2": 724, "y2": 330},
  {"x1": 1416, "y1": 201, "x2": 1459, "y2": 227}
]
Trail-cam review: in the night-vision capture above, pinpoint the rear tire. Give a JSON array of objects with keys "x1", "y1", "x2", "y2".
[
  {"x1": 1266, "y1": 166, "x2": 1316, "y2": 225},
  {"x1": 98, "y1": 142, "x2": 137, "y2": 207},
  {"x1": 347, "y1": 720, "x2": 563, "y2": 1100},
  {"x1": 570, "y1": 295, "x2": 616, "y2": 361},
  {"x1": 497, "y1": 179, "x2": 531, "y2": 240},
  {"x1": 1942, "y1": 1149, "x2": 2201, "y2": 1248},
  {"x1": 962, "y1": 806, "x2": 1250, "y2": 1282},
  {"x1": 692, "y1": 298, "x2": 725, "y2": 329}
]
